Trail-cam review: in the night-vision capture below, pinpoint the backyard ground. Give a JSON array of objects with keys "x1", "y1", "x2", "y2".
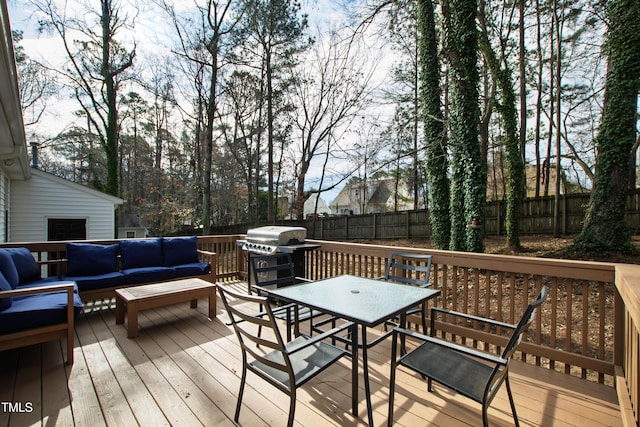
[{"x1": 361, "y1": 235, "x2": 640, "y2": 264}]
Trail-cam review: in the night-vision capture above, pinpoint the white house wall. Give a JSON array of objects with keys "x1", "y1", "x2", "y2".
[
  {"x1": 0, "y1": 171, "x2": 7, "y2": 242},
  {"x1": 11, "y1": 169, "x2": 121, "y2": 242}
]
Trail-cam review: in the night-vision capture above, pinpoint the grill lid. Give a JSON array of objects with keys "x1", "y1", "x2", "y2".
[{"x1": 245, "y1": 226, "x2": 306, "y2": 246}]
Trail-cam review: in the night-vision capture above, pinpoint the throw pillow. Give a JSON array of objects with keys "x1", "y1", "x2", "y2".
[
  {"x1": 0, "y1": 271, "x2": 11, "y2": 310},
  {"x1": 0, "y1": 248, "x2": 20, "y2": 288},
  {"x1": 120, "y1": 238, "x2": 163, "y2": 269},
  {"x1": 5, "y1": 248, "x2": 40, "y2": 284},
  {"x1": 66, "y1": 243, "x2": 119, "y2": 276},
  {"x1": 163, "y1": 236, "x2": 199, "y2": 266}
]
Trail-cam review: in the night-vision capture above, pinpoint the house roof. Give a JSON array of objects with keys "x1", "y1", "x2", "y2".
[
  {"x1": 30, "y1": 168, "x2": 124, "y2": 204},
  {"x1": 0, "y1": 2, "x2": 30, "y2": 180}
]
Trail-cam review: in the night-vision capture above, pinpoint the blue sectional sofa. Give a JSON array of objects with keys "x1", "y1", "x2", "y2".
[
  {"x1": 63, "y1": 236, "x2": 215, "y2": 301},
  {"x1": 0, "y1": 236, "x2": 215, "y2": 365},
  {"x1": 0, "y1": 247, "x2": 84, "y2": 364}
]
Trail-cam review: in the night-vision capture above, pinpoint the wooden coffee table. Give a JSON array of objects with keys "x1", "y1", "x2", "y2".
[{"x1": 115, "y1": 278, "x2": 217, "y2": 338}]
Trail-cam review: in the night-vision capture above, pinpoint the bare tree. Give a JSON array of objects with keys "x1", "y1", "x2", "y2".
[
  {"x1": 288, "y1": 32, "x2": 375, "y2": 219},
  {"x1": 31, "y1": 0, "x2": 136, "y2": 197},
  {"x1": 158, "y1": 0, "x2": 238, "y2": 232}
]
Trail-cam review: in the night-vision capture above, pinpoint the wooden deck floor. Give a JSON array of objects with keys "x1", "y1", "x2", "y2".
[{"x1": 0, "y1": 281, "x2": 622, "y2": 426}]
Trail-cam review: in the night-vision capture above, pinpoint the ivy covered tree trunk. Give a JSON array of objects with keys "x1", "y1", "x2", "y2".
[
  {"x1": 418, "y1": 0, "x2": 450, "y2": 250},
  {"x1": 478, "y1": 0, "x2": 523, "y2": 250},
  {"x1": 443, "y1": 0, "x2": 484, "y2": 252},
  {"x1": 574, "y1": 0, "x2": 640, "y2": 253}
]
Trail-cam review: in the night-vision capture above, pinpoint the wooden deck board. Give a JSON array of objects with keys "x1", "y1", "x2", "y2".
[{"x1": 0, "y1": 281, "x2": 623, "y2": 426}]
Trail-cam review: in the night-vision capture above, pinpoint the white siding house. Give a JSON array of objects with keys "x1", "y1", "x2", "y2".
[{"x1": 11, "y1": 168, "x2": 123, "y2": 242}]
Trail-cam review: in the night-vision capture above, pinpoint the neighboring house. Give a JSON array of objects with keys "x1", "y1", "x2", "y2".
[
  {"x1": 0, "y1": 6, "x2": 123, "y2": 243},
  {"x1": 330, "y1": 178, "x2": 414, "y2": 215},
  {"x1": 118, "y1": 212, "x2": 149, "y2": 239},
  {"x1": 278, "y1": 193, "x2": 332, "y2": 219},
  {"x1": 303, "y1": 193, "x2": 331, "y2": 218}
]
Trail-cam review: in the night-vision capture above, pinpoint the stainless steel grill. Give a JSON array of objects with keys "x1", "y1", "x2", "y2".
[
  {"x1": 239, "y1": 226, "x2": 319, "y2": 286},
  {"x1": 240, "y1": 226, "x2": 308, "y2": 255}
]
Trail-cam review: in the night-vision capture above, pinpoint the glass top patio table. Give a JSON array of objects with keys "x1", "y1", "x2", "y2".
[
  {"x1": 268, "y1": 274, "x2": 439, "y2": 327},
  {"x1": 267, "y1": 274, "x2": 440, "y2": 426}
]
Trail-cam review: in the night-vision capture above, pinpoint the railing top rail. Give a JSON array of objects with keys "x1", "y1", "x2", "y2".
[{"x1": 308, "y1": 239, "x2": 616, "y2": 282}]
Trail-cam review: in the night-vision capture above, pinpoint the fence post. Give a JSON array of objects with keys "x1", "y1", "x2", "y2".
[
  {"x1": 345, "y1": 215, "x2": 349, "y2": 240},
  {"x1": 373, "y1": 214, "x2": 377, "y2": 239},
  {"x1": 497, "y1": 201, "x2": 501, "y2": 236},
  {"x1": 562, "y1": 195, "x2": 567, "y2": 235}
]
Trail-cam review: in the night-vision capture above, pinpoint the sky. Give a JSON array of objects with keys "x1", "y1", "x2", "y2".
[{"x1": 6, "y1": 0, "x2": 396, "y2": 207}]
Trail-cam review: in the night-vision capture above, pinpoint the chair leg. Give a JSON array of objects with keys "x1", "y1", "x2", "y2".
[
  {"x1": 235, "y1": 366, "x2": 247, "y2": 422},
  {"x1": 482, "y1": 403, "x2": 489, "y2": 427},
  {"x1": 388, "y1": 332, "x2": 398, "y2": 427},
  {"x1": 287, "y1": 389, "x2": 296, "y2": 427},
  {"x1": 505, "y1": 375, "x2": 520, "y2": 427}
]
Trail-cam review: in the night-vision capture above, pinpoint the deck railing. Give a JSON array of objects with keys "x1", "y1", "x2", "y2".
[{"x1": 2, "y1": 235, "x2": 638, "y2": 425}]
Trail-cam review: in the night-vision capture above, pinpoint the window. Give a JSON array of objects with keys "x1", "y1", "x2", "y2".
[
  {"x1": 126, "y1": 231, "x2": 136, "y2": 238},
  {"x1": 48, "y1": 219, "x2": 86, "y2": 241}
]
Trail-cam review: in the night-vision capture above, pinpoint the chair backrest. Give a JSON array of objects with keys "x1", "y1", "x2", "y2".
[
  {"x1": 218, "y1": 285, "x2": 294, "y2": 385},
  {"x1": 385, "y1": 252, "x2": 433, "y2": 287},
  {"x1": 249, "y1": 253, "x2": 297, "y2": 291},
  {"x1": 501, "y1": 286, "x2": 548, "y2": 360}
]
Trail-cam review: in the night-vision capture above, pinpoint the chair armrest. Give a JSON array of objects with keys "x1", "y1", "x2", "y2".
[
  {"x1": 430, "y1": 307, "x2": 516, "y2": 331},
  {"x1": 286, "y1": 321, "x2": 354, "y2": 355},
  {"x1": 393, "y1": 327, "x2": 508, "y2": 366},
  {"x1": 0, "y1": 282, "x2": 75, "y2": 298}
]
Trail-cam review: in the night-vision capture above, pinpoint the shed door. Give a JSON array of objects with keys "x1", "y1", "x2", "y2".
[{"x1": 48, "y1": 218, "x2": 87, "y2": 241}]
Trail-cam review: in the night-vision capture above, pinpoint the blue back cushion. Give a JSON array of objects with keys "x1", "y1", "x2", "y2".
[
  {"x1": 120, "y1": 238, "x2": 163, "y2": 269},
  {"x1": 67, "y1": 243, "x2": 119, "y2": 276},
  {"x1": 5, "y1": 248, "x2": 40, "y2": 284},
  {"x1": 0, "y1": 271, "x2": 12, "y2": 310},
  {"x1": 163, "y1": 236, "x2": 199, "y2": 266},
  {"x1": 0, "y1": 249, "x2": 20, "y2": 288}
]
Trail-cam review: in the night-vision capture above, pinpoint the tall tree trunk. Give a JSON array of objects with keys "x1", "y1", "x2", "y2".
[
  {"x1": 418, "y1": 0, "x2": 450, "y2": 250},
  {"x1": 102, "y1": 0, "x2": 119, "y2": 197},
  {"x1": 519, "y1": 0, "x2": 527, "y2": 190},
  {"x1": 534, "y1": 0, "x2": 543, "y2": 198},
  {"x1": 574, "y1": 0, "x2": 640, "y2": 253},
  {"x1": 266, "y1": 50, "x2": 275, "y2": 222},
  {"x1": 443, "y1": 0, "x2": 483, "y2": 253},
  {"x1": 478, "y1": 0, "x2": 523, "y2": 250},
  {"x1": 553, "y1": 0, "x2": 562, "y2": 237}
]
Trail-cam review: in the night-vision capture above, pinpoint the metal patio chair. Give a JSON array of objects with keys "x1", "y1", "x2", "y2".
[
  {"x1": 218, "y1": 285, "x2": 353, "y2": 427},
  {"x1": 388, "y1": 286, "x2": 548, "y2": 427},
  {"x1": 249, "y1": 252, "x2": 323, "y2": 341},
  {"x1": 380, "y1": 252, "x2": 433, "y2": 333}
]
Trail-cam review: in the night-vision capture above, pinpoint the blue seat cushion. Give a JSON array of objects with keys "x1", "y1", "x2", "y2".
[
  {"x1": 0, "y1": 289, "x2": 84, "y2": 334},
  {"x1": 64, "y1": 272, "x2": 126, "y2": 292},
  {"x1": 120, "y1": 239, "x2": 163, "y2": 269},
  {"x1": 0, "y1": 249, "x2": 20, "y2": 288},
  {"x1": 0, "y1": 271, "x2": 12, "y2": 310},
  {"x1": 121, "y1": 266, "x2": 176, "y2": 285},
  {"x1": 5, "y1": 248, "x2": 40, "y2": 284},
  {"x1": 67, "y1": 243, "x2": 119, "y2": 276},
  {"x1": 172, "y1": 262, "x2": 211, "y2": 278},
  {"x1": 163, "y1": 236, "x2": 199, "y2": 266}
]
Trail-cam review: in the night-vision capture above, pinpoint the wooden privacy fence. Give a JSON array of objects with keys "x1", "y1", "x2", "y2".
[{"x1": 304, "y1": 190, "x2": 640, "y2": 240}]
